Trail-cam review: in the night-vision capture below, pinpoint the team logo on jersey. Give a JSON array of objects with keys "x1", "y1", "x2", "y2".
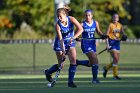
[
  {"x1": 113, "y1": 29, "x2": 120, "y2": 33},
  {"x1": 84, "y1": 28, "x2": 96, "y2": 32},
  {"x1": 61, "y1": 27, "x2": 73, "y2": 33}
]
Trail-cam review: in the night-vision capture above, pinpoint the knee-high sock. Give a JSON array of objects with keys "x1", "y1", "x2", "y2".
[
  {"x1": 113, "y1": 64, "x2": 118, "y2": 77},
  {"x1": 92, "y1": 64, "x2": 99, "y2": 81},
  {"x1": 106, "y1": 62, "x2": 113, "y2": 71},
  {"x1": 47, "y1": 64, "x2": 58, "y2": 74},
  {"x1": 68, "y1": 64, "x2": 76, "y2": 83},
  {"x1": 76, "y1": 60, "x2": 89, "y2": 67}
]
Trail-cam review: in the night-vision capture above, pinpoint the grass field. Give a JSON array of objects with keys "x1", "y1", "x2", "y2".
[
  {"x1": 0, "y1": 42, "x2": 140, "y2": 93},
  {"x1": 0, "y1": 43, "x2": 140, "y2": 71},
  {"x1": 0, "y1": 71, "x2": 140, "y2": 93}
]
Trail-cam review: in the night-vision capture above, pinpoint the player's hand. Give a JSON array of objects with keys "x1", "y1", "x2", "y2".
[
  {"x1": 69, "y1": 37, "x2": 73, "y2": 45},
  {"x1": 121, "y1": 34, "x2": 127, "y2": 41},
  {"x1": 62, "y1": 52, "x2": 66, "y2": 61},
  {"x1": 75, "y1": 38, "x2": 81, "y2": 42},
  {"x1": 106, "y1": 46, "x2": 110, "y2": 52},
  {"x1": 101, "y1": 34, "x2": 108, "y2": 39}
]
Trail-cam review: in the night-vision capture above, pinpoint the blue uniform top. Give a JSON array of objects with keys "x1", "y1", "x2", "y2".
[
  {"x1": 81, "y1": 20, "x2": 97, "y2": 53},
  {"x1": 53, "y1": 16, "x2": 75, "y2": 52},
  {"x1": 82, "y1": 20, "x2": 96, "y2": 39},
  {"x1": 57, "y1": 16, "x2": 74, "y2": 40}
]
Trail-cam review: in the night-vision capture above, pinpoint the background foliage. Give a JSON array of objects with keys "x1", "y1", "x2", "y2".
[{"x1": 0, "y1": 0, "x2": 139, "y2": 39}]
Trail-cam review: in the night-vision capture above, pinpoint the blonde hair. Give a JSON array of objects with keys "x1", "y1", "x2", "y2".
[{"x1": 57, "y1": 5, "x2": 71, "y2": 16}]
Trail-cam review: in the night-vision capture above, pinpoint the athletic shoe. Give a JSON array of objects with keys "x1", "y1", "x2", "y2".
[
  {"x1": 68, "y1": 82, "x2": 77, "y2": 88},
  {"x1": 113, "y1": 76, "x2": 121, "y2": 80},
  {"x1": 44, "y1": 69, "x2": 53, "y2": 82},
  {"x1": 92, "y1": 79, "x2": 100, "y2": 84},
  {"x1": 103, "y1": 66, "x2": 107, "y2": 78}
]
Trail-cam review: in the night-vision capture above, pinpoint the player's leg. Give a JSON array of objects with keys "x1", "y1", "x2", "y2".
[
  {"x1": 45, "y1": 51, "x2": 63, "y2": 82},
  {"x1": 111, "y1": 40, "x2": 121, "y2": 80},
  {"x1": 76, "y1": 40, "x2": 92, "y2": 67},
  {"x1": 68, "y1": 47, "x2": 77, "y2": 88},
  {"x1": 86, "y1": 52, "x2": 100, "y2": 83},
  {"x1": 103, "y1": 51, "x2": 119, "y2": 79},
  {"x1": 111, "y1": 51, "x2": 121, "y2": 80},
  {"x1": 103, "y1": 53, "x2": 113, "y2": 78},
  {"x1": 76, "y1": 60, "x2": 90, "y2": 67},
  {"x1": 103, "y1": 39, "x2": 120, "y2": 78},
  {"x1": 44, "y1": 38, "x2": 64, "y2": 82}
]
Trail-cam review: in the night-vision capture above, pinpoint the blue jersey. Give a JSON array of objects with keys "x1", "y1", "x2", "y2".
[
  {"x1": 82, "y1": 20, "x2": 96, "y2": 39},
  {"x1": 57, "y1": 16, "x2": 74, "y2": 40},
  {"x1": 81, "y1": 20, "x2": 97, "y2": 54},
  {"x1": 54, "y1": 16, "x2": 75, "y2": 52}
]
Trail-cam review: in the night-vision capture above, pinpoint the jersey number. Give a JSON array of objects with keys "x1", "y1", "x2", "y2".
[{"x1": 88, "y1": 32, "x2": 94, "y2": 38}]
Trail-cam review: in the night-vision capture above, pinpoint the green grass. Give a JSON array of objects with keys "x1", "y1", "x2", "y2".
[
  {"x1": 0, "y1": 43, "x2": 140, "y2": 72},
  {"x1": 0, "y1": 42, "x2": 140, "y2": 93},
  {"x1": 0, "y1": 72, "x2": 140, "y2": 93}
]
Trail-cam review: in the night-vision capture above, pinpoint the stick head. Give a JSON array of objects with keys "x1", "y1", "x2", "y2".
[
  {"x1": 47, "y1": 83, "x2": 52, "y2": 87},
  {"x1": 47, "y1": 81, "x2": 56, "y2": 87}
]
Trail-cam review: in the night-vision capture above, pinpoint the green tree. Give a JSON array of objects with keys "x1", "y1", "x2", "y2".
[
  {"x1": 70, "y1": 0, "x2": 131, "y2": 32},
  {"x1": 0, "y1": 0, "x2": 54, "y2": 37},
  {"x1": 0, "y1": 0, "x2": 137, "y2": 38}
]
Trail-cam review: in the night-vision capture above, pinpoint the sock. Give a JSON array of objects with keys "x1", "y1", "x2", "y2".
[
  {"x1": 106, "y1": 62, "x2": 113, "y2": 71},
  {"x1": 76, "y1": 60, "x2": 89, "y2": 67},
  {"x1": 92, "y1": 64, "x2": 99, "y2": 81},
  {"x1": 47, "y1": 64, "x2": 58, "y2": 74},
  {"x1": 113, "y1": 64, "x2": 118, "y2": 77},
  {"x1": 68, "y1": 64, "x2": 76, "y2": 83}
]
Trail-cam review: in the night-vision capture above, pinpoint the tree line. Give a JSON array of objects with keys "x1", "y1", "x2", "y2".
[{"x1": 0, "y1": 0, "x2": 139, "y2": 39}]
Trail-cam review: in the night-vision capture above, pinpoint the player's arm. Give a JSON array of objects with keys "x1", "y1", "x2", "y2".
[
  {"x1": 96, "y1": 21, "x2": 103, "y2": 35},
  {"x1": 105, "y1": 24, "x2": 111, "y2": 36},
  {"x1": 120, "y1": 25, "x2": 125, "y2": 35},
  {"x1": 55, "y1": 23, "x2": 65, "y2": 54},
  {"x1": 69, "y1": 16, "x2": 83, "y2": 39},
  {"x1": 96, "y1": 21, "x2": 108, "y2": 39},
  {"x1": 105, "y1": 24, "x2": 111, "y2": 49},
  {"x1": 80, "y1": 22, "x2": 83, "y2": 29},
  {"x1": 120, "y1": 25, "x2": 127, "y2": 41}
]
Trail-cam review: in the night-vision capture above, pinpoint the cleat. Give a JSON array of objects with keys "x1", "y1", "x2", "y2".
[
  {"x1": 92, "y1": 79, "x2": 100, "y2": 84},
  {"x1": 68, "y1": 82, "x2": 77, "y2": 88},
  {"x1": 44, "y1": 69, "x2": 53, "y2": 82},
  {"x1": 103, "y1": 66, "x2": 107, "y2": 78},
  {"x1": 113, "y1": 76, "x2": 121, "y2": 80}
]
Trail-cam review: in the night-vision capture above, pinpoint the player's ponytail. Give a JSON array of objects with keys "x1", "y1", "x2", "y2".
[
  {"x1": 63, "y1": 5, "x2": 71, "y2": 15},
  {"x1": 57, "y1": 5, "x2": 71, "y2": 16}
]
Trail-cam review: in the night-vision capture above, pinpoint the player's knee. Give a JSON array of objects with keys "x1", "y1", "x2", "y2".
[
  {"x1": 113, "y1": 58, "x2": 119, "y2": 63},
  {"x1": 89, "y1": 60, "x2": 98, "y2": 66},
  {"x1": 69, "y1": 59, "x2": 76, "y2": 65}
]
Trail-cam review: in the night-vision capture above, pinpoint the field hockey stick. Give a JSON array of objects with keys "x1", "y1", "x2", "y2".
[
  {"x1": 50, "y1": 46, "x2": 70, "y2": 87},
  {"x1": 97, "y1": 32, "x2": 125, "y2": 55},
  {"x1": 97, "y1": 39, "x2": 121, "y2": 55},
  {"x1": 75, "y1": 37, "x2": 102, "y2": 42},
  {"x1": 50, "y1": 57, "x2": 65, "y2": 87}
]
